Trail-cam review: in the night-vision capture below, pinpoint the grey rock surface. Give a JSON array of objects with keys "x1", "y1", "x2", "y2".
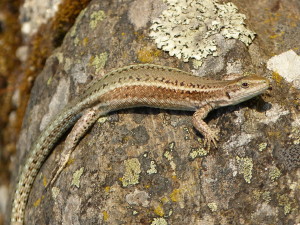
[{"x1": 13, "y1": 0, "x2": 300, "y2": 224}]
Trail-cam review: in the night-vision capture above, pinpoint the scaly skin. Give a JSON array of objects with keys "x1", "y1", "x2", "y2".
[{"x1": 11, "y1": 64, "x2": 269, "y2": 224}]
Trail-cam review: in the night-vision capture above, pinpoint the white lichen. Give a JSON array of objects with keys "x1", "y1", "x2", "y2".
[{"x1": 149, "y1": 0, "x2": 255, "y2": 64}]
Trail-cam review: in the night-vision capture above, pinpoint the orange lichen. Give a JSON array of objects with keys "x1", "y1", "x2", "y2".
[
  {"x1": 33, "y1": 195, "x2": 45, "y2": 207},
  {"x1": 169, "y1": 188, "x2": 181, "y2": 202},
  {"x1": 271, "y1": 72, "x2": 284, "y2": 87},
  {"x1": 137, "y1": 47, "x2": 162, "y2": 63},
  {"x1": 102, "y1": 211, "x2": 109, "y2": 221},
  {"x1": 43, "y1": 176, "x2": 48, "y2": 187},
  {"x1": 153, "y1": 203, "x2": 164, "y2": 217}
]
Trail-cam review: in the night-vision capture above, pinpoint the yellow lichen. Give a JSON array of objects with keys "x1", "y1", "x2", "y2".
[
  {"x1": 161, "y1": 196, "x2": 169, "y2": 204},
  {"x1": 82, "y1": 37, "x2": 89, "y2": 46},
  {"x1": 67, "y1": 158, "x2": 75, "y2": 167},
  {"x1": 272, "y1": 72, "x2": 284, "y2": 86},
  {"x1": 104, "y1": 186, "x2": 110, "y2": 193},
  {"x1": 33, "y1": 195, "x2": 44, "y2": 207},
  {"x1": 137, "y1": 47, "x2": 162, "y2": 63},
  {"x1": 43, "y1": 176, "x2": 48, "y2": 187},
  {"x1": 170, "y1": 189, "x2": 181, "y2": 202},
  {"x1": 153, "y1": 203, "x2": 165, "y2": 217},
  {"x1": 102, "y1": 210, "x2": 109, "y2": 221}
]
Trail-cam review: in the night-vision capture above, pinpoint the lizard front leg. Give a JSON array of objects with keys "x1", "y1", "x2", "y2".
[{"x1": 192, "y1": 104, "x2": 219, "y2": 148}]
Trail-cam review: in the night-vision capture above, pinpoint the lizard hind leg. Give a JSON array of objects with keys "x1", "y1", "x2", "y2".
[{"x1": 49, "y1": 107, "x2": 105, "y2": 186}]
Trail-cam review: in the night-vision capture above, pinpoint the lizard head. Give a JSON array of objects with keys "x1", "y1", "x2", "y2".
[{"x1": 223, "y1": 75, "x2": 270, "y2": 106}]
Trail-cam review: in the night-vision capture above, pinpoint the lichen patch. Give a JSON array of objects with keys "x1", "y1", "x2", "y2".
[
  {"x1": 122, "y1": 158, "x2": 141, "y2": 187},
  {"x1": 149, "y1": 0, "x2": 255, "y2": 65}
]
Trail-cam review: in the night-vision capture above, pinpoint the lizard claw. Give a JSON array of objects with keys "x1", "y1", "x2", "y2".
[{"x1": 203, "y1": 129, "x2": 219, "y2": 149}]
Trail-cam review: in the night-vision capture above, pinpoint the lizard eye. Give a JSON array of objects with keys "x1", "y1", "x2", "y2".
[{"x1": 242, "y1": 82, "x2": 249, "y2": 88}]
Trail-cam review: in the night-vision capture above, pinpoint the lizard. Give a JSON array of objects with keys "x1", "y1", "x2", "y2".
[{"x1": 10, "y1": 64, "x2": 270, "y2": 224}]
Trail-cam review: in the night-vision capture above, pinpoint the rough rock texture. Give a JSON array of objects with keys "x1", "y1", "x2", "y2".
[{"x1": 8, "y1": 0, "x2": 300, "y2": 224}]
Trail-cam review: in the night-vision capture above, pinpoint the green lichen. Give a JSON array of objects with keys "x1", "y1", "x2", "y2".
[
  {"x1": 147, "y1": 160, "x2": 158, "y2": 174},
  {"x1": 90, "y1": 10, "x2": 106, "y2": 29},
  {"x1": 164, "y1": 142, "x2": 177, "y2": 174},
  {"x1": 182, "y1": 127, "x2": 191, "y2": 140},
  {"x1": 98, "y1": 116, "x2": 108, "y2": 124},
  {"x1": 258, "y1": 142, "x2": 268, "y2": 152},
  {"x1": 207, "y1": 202, "x2": 218, "y2": 212},
  {"x1": 122, "y1": 158, "x2": 141, "y2": 187},
  {"x1": 164, "y1": 150, "x2": 176, "y2": 173},
  {"x1": 291, "y1": 127, "x2": 300, "y2": 145},
  {"x1": 262, "y1": 191, "x2": 271, "y2": 203},
  {"x1": 63, "y1": 57, "x2": 72, "y2": 71},
  {"x1": 236, "y1": 156, "x2": 253, "y2": 183},
  {"x1": 252, "y1": 190, "x2": 271, "y2": 203},
  {"x1": 91, "y1": 52, "x2": 108, "y2": 73},
  {"x1": 277, "y1": 194, "x2": 294, "y2": 215},
  {"x1": 169, "y1": 142, "x2": 175, "y2": 150},
  {"x1": 55, "y1": 52, "x2": 64, "y2": 64},
  {"x1": 51, "y1": 187, "x2": 60, "y2": 199},
  {"x1": 74, "y1": 37, "x2": 80, "y2": 46},
  {"x1": 47, "y1": 77, "x2": 53, "y2": 86},
  {"x1": 189, "y1": 147, "x2": 209, "y2": 159},
  {"x1": 72, "y1": 167, "x2": 84, "y2": 188},
  {"x1": 164, "y1": 151, "x2": 173, "y2": 161},
  {"x1": 192, "y1": 59, "x2": 204, "y2": 68},
  {"x1": 252, "y1": 190, "x2": 261, "y2": 201},
  {"x1": 151, "y1": 218, "x2": 168, "y2": 225},
  {"x1": 269, "y1": 167, "x2": 281, "y2": 181}
]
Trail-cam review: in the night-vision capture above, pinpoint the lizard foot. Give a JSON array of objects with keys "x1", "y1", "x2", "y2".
[{"x1": 203, "y1": 129, "x2": 219, "y2": 149}]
